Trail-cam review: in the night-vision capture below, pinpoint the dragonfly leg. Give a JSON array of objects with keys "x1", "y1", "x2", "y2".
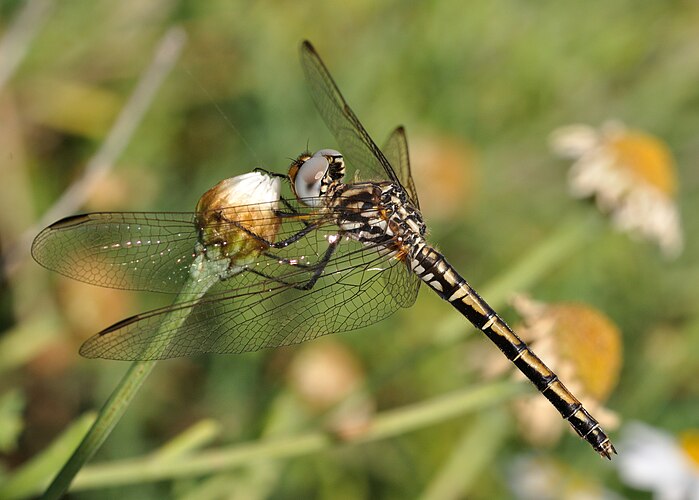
[
  {"x1": 276, "y1": 197, "x2": 304, "y2": 217},
  {"x1": 268, "y1": 222, "x2": 324, "y2": 248},
  {"x1": 272, "y1": 197, "x2": 319, "y2": 232},
  {"x1": 206, "y1": 214, "x2": 322, "y2": 249},
  {"x1": 252, "y1": 167, "x2": 288, "y2": 181},
  {"x1": 297, "y1": 237, "x2": 339, "y2": 290},
  {"x1": 248, "y1": 171, "x2": 314, "y2": 225},
  {"x1": 238, "y1": 219, "x2": 324, "y2": 249},
  {"x1": 246, "y1": 237, "x2": 339, "y2": 291},
  {"x1": 261, "y1": 251, "x2": 317, "y2": 269}
]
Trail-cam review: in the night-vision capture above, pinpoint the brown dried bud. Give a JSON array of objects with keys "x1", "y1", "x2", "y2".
[{"x1": 196, "y1": 172, "x2": 281, "y2": 263}]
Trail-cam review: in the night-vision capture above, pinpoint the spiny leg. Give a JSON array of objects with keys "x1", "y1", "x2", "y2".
[{"x1": 245, "y1": 236, "x2": 340, "y2": 291}]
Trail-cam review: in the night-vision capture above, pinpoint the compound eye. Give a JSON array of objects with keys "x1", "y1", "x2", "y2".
[
  {"x1": 294, "y1": 155, "x2": 328, "y2": 206},
  {"x1": 313, "y1": 148, "x2": 342, "y2": 159}
]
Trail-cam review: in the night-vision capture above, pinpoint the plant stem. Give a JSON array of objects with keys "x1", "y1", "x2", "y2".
[
  {"x1": 56, "y1": 381, "x2": 523, "y2": 492},
  {"x1": 0, "y1": 413, "x2": 95, "y2": 500},
  {"x1": 0, "y1": 0, "x2": 54, "y2": 92},
  {"x1": 40, "y1": 275, "x2": 214, "y2": 500},
  {"x1": 419, "y1": 409, "x2": 510, "y2": 500}
]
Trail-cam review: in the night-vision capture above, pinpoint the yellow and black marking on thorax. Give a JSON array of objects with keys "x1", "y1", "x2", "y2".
[{"x1": 326, "y1": 180, "x2": 426, "y2": 261}]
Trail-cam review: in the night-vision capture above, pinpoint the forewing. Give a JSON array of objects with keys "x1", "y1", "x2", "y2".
[
  {"x1": 80, "y1": 226, "x2": 418, "y2": 360},
  {"x1": 31, "y1": 202, "x2": 332, "y2": 294},
  {"x1": 31, "y1": 212, "x2": 202, "y2": 293},
  {"x1": 300, "y1": 41, "x2": 402, "y2": 186},
  {"x1": 382, "y1": 126, "x2": 420, "y2": 209}
]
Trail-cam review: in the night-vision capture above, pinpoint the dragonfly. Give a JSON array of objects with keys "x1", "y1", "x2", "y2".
[{"x1": 32, "y1": 41, "x2": 615, "y2": 459}]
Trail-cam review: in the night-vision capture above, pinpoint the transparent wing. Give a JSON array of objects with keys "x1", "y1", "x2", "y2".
[
  {"x1": 32, "y1": 212, "x2": 202, "y2": 293},
  {"x1": 300, "y1": 41, "x2": 403, "y2": 187},
  {"x1": 382, "y1": 126, "x2": 420, "y2": 209},
  {"x1": 31, "y1": 202, "x2": 328, "y2": 294},
  {"x1": 32, "y1": 198, "x2": 421, "y2": 360},
  {"x1": 79, "y1": 223, "x2": 420, "y2": 360}
]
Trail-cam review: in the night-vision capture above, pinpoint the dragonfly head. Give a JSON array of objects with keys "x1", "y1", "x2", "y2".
[{"x1": 289, "y1": 149, "x2": 345, "y2": 206}]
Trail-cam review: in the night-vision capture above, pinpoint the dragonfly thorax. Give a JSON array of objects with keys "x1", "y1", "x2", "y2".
[
  {"x1": 327, "y1": 180, "x2": 427, "y2": 261},
  {"x1": 378, "y1": 182, "x2": 427, "y2": 251}
]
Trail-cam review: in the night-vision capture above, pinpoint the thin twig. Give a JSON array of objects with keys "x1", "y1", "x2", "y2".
[
  {"x1": 61, "y1": 382, "x2": 523, "y2": 494},
  {"x1": 2, "y1": 26, "x2": 187, "y2": 276},
  {"x1": 40, "y1": 271, "x2": 214, "y2": 500},
  {"x1": 419, "y1": 410, "x2": 510, "y2": 500},
  {"x1": 0, "y1": 0, "x2": 54, "y2": 92}
]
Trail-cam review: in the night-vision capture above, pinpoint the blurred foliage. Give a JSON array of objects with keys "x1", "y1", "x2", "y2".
[
  {"x1": 0, "y1": 389, "x2": 24, "y2": 454},
  {"x1": 1, "y1": 0, "x2": 698, "y2": 498}
]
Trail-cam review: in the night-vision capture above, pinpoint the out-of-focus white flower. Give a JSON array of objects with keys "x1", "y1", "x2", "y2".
[
  {"x1": 550, "y1": 121, "x2": 683, "y2": 258},
  {"x1": 617, "y1": 422, "x2": 699, "y2": 500},
  {"x1": 409, "y1": 134, "x2": 479, "y2": 219},
  {"x1": 508, "y1": 455, "x2": 622, "y2": 500}
]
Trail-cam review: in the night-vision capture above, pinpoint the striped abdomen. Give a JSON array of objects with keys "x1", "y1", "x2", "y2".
[{"x1": 408, "y1": 241, "x2": 616, "y2": 459}]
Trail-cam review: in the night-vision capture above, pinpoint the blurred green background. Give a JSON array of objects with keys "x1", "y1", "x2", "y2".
[{"x1": 1, "y1": 0, "x2": 698, "y2": 498}]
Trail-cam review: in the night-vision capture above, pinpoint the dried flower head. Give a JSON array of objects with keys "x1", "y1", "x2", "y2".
[
  {"x1": 196, "y1": 171, "x2": 281, "y2": 263},
  {"x1": 617, "y1": 422, "x2": 699, "y2": 499},
  {"x1": 410, "y1": 134, "x2": 479, "y2": 219},
  {"x1": 508, "y1": 296, "x2": 622, "y2": 448},
  {"x1": 550, "y1": 121, "x2": 683, "y2": 258}
]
